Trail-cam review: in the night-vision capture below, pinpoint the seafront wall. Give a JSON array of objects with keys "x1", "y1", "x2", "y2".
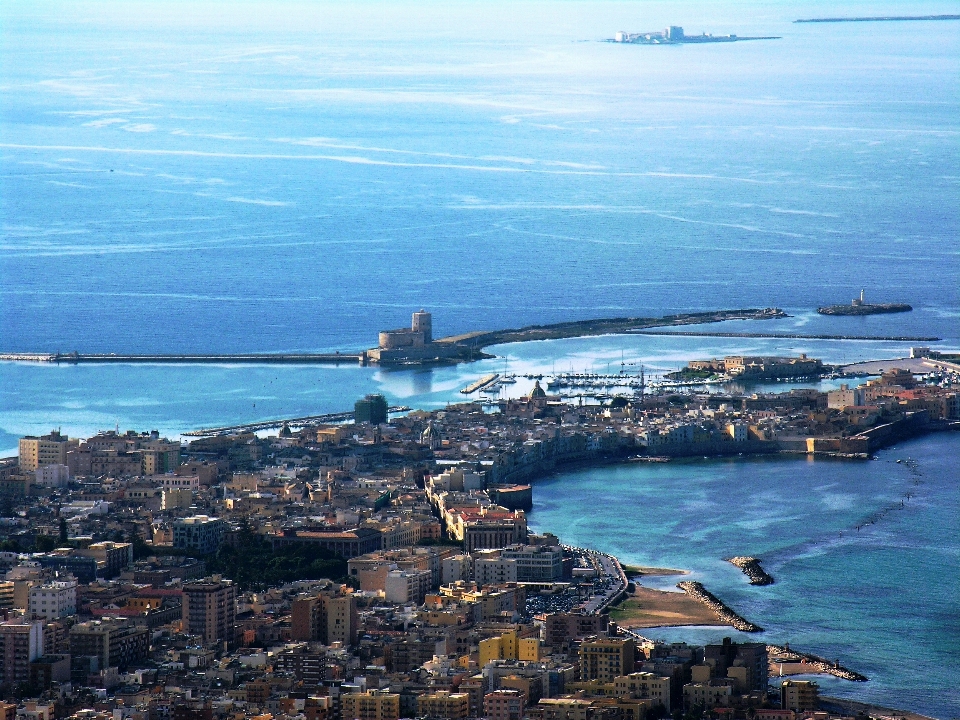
[{"x1": 482, "y1": 421, "x2": 956, "y2": 491}]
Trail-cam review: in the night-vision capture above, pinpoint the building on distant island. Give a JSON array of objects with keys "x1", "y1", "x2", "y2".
[
  {"x1": 613, "y1": 25, "x2": 778, "y2": 44},
  {"x1": 366, "y1": 310, "x2": 466, "y2": 364},
  {"x1": 817, "y1": 289, "x2": 912, "y2": 316}
]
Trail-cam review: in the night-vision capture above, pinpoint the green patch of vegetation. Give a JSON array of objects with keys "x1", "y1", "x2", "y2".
[
  {"x1": 207, "y1": 529, "x2": 347, "y2": 590},
  {"x1": 417, "y1": 536, "x2": 463, "y2": 547}
]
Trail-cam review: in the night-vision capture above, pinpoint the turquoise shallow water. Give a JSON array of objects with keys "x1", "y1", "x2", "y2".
[{"x1": 528, "y1": 433, "x2": 960, "y2": 718}]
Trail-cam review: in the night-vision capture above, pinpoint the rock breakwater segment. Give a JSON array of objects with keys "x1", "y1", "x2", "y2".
[
  {"x1": 768, "y1": 644, "x2": 868, "y2": 682},
  {"x1": 676, "y1": 581, "x2": 763, "y2": 632},
  {"x1": 728, "y1": 556, "x2": 774, "y2": 585}
]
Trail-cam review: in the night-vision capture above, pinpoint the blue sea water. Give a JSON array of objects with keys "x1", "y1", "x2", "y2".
[
  {"x1": 1, "y1": 0, "x2": 959, "y2": 715},
  {"x1": 527, "y1": 433, "x2": 960, "y2": 719},
  {"x1": 1, "y1": 0, "x2": 958, "y2": 353}
]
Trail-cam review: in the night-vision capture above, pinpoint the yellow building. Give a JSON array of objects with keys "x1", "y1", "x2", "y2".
[
  {"x1": 579, "y1": 637, "x2": 636, "y2": 682},
  {"x1": 531, "y1": 698, "x2": 593, "y2": 720},
  {"x1": 18, "y1": 432, "x2": 72, "y2": 472},
  {"x1": 479, "y1": 631, "x2": 541, "y2": 666},
  {"x1": 341, "y1": 692, "x2": 400, "y2": 720},
  {"x1": 416, "y1": 691, "x2": 470, "y2": 720},
  {"x1": 780, "y1": 680, "x2": 818, "y2": 712}
]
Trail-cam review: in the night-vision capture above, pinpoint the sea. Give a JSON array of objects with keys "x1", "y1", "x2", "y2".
[{"x1": 1, "y1": 0, "x2": 958, "y2": 716}]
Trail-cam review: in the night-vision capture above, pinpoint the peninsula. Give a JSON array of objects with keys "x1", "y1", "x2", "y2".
[
  {"x1": 367, "y1": 308, "x2": 788, "y2": 365},
  {"x1": 796, "y1": 15, "x2": 960, "y2": 23}
]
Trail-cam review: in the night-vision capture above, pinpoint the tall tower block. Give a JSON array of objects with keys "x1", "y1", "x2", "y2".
[{"x1": 412, "y1": 310, "x2": 432, "y2": 343}]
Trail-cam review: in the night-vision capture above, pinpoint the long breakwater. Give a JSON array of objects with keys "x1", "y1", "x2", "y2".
[{"x1": 0, "y1": 352, "x2": 363, "y2": 365}]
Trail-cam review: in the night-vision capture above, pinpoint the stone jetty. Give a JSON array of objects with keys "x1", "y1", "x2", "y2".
[
  {"x1": 767, "y1": 644, "x2": 868, "y2": 682},
  {"x1": 676, "y1": 581, "x2": 763, "y2": 632},
  {"x1": 728, "y1": 556, "x2": 775, "y2": 585}
]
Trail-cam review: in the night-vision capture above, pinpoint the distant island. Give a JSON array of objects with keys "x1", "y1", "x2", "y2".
[
  {"x1": 796, "y1": 15, "x2": 960, "y2": 23},
  {"x1": 609, "y1": 26, "x2": 780, "y2": 45},
  {"x1": 817, "y1": 290, "x2": 912, "y2": 317}
]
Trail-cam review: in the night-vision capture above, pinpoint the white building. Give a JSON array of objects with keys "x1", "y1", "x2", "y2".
[
  {"x1": 440, "y1": 555, "x2": 472, "y2": 585},
  {"x1": 34, "y1": 464, "x2": 70, "y2": 488},
  {"x1": 827, "y1": 384, "x2": 867, "y2": 410},
  {"x1": 474, "y1": 555, "x2": 518, "y2": 586},
  {"x1": 725, "y1": 423, "x2": 749, "y2": 442},
  {"x1": 500, "y1": 545, "x2": 564, "y2": 582},
  {"x1": 384, "y1": 569, "x2": 432, "y2": 604},
  {"x1": 28, "y1": 579, "x2": 77, "y2": 619},
  {"x1": 158, "y1": 474, "x2": 200, "y2": 492},
  {"x1": 428, "y1": 467, "x2": 484, "y2": 493}
]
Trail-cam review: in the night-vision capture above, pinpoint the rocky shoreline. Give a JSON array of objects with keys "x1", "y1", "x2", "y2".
[
  {"x1": 817, "y1": 302, "x2": 912, "y2": 316},
  {"x1": 768, "y1": 644, "x2": 868, "y2": 682},
  {"x1": 676, "y1": 581, "x2": 763, "y2": 632},
  {"x1": 728, "y1": 556, "x2": 775, "y2": 585}
]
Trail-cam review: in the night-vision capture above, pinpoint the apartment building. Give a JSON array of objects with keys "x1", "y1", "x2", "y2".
[
  {"x1": 19, "y1": 432, "x2": 73, "y2": 473},
  {"x1": 27, "y1": 580, "x2": 77, "y2": 620},
  {"x1": 0, "y1": 619, "x2": 43, "y2": 688},
  {"x1": 69, "y1": 619, "x2": 149, "y2": 672},
  {"x1": 579, "y1": 637, "x2": 636, "y2": 682},
  {"x1": 182, "y1": 578, "x2": 236, "y2": 644},
  {"x1": 173, "y1": 516, "x2": 226, "y2": 555},
  {"x1": 340, "y1": 691, "x2": 400, "y2": 720}
]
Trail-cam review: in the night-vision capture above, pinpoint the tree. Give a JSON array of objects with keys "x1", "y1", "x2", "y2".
[
  {"x1": 59, "y1": 518, "x2": 68, "y2": 544},
  {"x1": 34, "y1": 535, "x2": 57, "y2": 553}
]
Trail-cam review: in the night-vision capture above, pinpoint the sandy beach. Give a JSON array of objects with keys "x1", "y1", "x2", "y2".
[{"x1": 609, "y1": 585, "x2": 732, "y2": 629}]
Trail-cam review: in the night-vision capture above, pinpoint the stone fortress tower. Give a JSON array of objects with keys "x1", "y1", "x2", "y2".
[
  {"x1": 367, "y1": 310, "x2": 462, "y2": 364},
  {"x1": 411, "y1": 309, "x2": 432, "y2": 344}
]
